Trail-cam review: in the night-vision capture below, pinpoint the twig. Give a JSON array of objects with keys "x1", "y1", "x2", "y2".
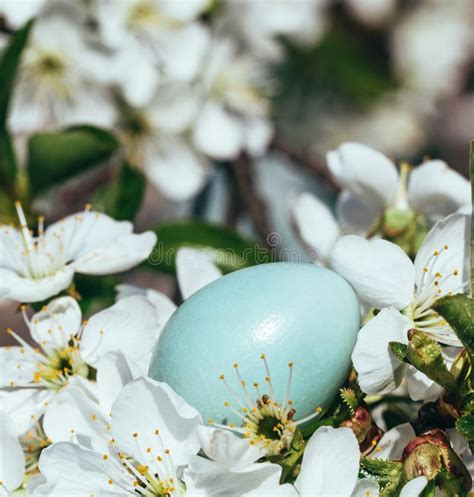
[
  {"x1": 231, "y1": 154, "x2": 274, "y2": 250},
  {"x1": 270, "y1": 135, "x2": 340, "y2": 192},
  {"x1": 54, "y1": 163, "x2": 114, "y2": 220},
  {"x1": 470, "y1": 141, "x2": 474, "y2": 297},
  {"x1": 0, "y1": 17, "x2": 15, "y2": 36}
]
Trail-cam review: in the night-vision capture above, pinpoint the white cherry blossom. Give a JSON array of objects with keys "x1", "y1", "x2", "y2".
[
  {"x1": 192, "y1": 37, "x2": 273, "y2": 161},
  {"x1": 9, "y1": 13, "x2": 116, "y2": 134},
  {"x1": 0, "y1": 412, "x2": 25, "y2": 497},
  {"x1": 327, "y1": 143, "x2": 470, "y2": 233},
  {"x1": 34, "y1": 376, "x2": 287, "y2": 497},
  {"x1": 117, "y1": 83, "x2": 207, "y2": 201},
  {"x1": 283, "y1": 426, "x2": 427, "y2": 497},
  {"x1": 290, "y1": 192, "x2": 340, "y2": 265},
  {"x1": 0, "y1": 203, "x2": 156, "y2": 303},
  {"x1": 94, "y1": 0, "x2": 210, "y2": 107},
  {"x1": 331, "y1": 213, "x2": 468, "y2": 397},
  {"x1": 0, "y1": 295, "x2": 160, "y2": 436}
]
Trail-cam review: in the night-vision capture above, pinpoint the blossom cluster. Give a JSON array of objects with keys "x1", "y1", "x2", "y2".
[
  {"x1": 1, "y1": 0, "x2": 472, "y2": 201},
  {"x1": 0, "y1": 1, "x2": 473, "y2": 496},
  {"x1": 0, "y1": 139, "x2": 472, "y2": 497}
]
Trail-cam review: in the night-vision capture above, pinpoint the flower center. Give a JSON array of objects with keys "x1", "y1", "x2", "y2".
[
  {"x1": 6, "y1": 202, "x2": 65, "y2": 280},
  {"x1": 404, "y1": 244, "x2": 462, "y2": 344},
  {"x1": 393, "y1": 162, "x2": 411, "y2": 211},
  {"x1": 36, "y1": 53, "x2": 66, "y2": 75},
  {"x1": 32, "y1": 345, "x2": 89, "y2": 389},
  {"x1": 127, "y1": 0, "x2": 180, "y2": 32},
  {"x1": 6, "y1": 309, "x2": 90, "y2": 391},
  {"x1": 99, "y1": 429, "x2": 183, "y2": 497},
  {"x1": 257, "y1": 410, "x2": 287, "y2": 441},
  {"x1": 21, "y1": 422, "x2": 51, "y2": 476},
  {"x1": 215, "y1": 355, "x2": 310, "y2": 456},
  {"x1": 24, "y1": 48, "x2": 70, "y2": 100}
]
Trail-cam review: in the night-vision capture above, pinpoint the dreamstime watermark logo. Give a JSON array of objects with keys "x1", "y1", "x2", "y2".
[{"x1": 148, "y1": 231, "x2": 318, "y2": 268}]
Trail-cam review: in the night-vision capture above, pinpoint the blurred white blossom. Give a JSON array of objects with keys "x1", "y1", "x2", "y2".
[
  {"x1": 391, "y1": 2, "x2": 473, "y2": 99},
  {"x1": 220, "y1": 0, "x2": 327, "y2": 61},
  {"x1": 9, "y1": 13, "x2": 116, "y2": 134}
]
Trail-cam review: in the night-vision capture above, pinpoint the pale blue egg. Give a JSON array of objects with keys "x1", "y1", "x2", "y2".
[{"x1": 149, "y1": 263, "x2": 360, "y2": 425}]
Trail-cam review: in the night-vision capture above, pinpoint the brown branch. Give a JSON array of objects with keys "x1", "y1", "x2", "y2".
[
  {"x1": 231, "y1": 154, "x2": 274, "y2": 250},
  {"x1": 53, "y1": 162, "x2": 114, "y2": 220},
  {"x1": 270, "y1": 135, "x2": 340, "y2": 192}
]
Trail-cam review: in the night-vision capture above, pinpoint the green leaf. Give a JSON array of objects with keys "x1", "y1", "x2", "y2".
[
  {"x1": 106, "y1": 161, "x2": 146, "y2": 221},
  {"x1": 275, "y1": 27, "x2": 396, "y2": 110},
  {"x1": 405, "y1": 330, "x2": 457, "y2": 392},
  {"x1": 437, "y1": 469, "x2": 468, "y2": 497},
  {"x1": 470, "y1": 141, "x2": 473, "y2": 294},
  {"x1": 147, "y1": 221, "x2": 272, "y2": 274},
  {"x1": 0, "y1": 20, "x2": 34, "y2": 124},
  {"x1": 268, "y1": 429, "x2": 305, "y2": 484},
  {"x1": 360, "y1": 457, "x2": 405, "y2": 496},
  {"x1": 360, "y1": 457, "x2": 403, "y2": 479},
  {"x1": 74, "y1": 274, "x2": 118, "y2": 316},
  {"x1": 434, "y1": 294, "x2": 474, "y2": 380},
  {"x1": 389, "y1": 341, "x2": 408, "y2": 362},
  {"x1": 456, "y1": 414, "x2": 474, "y2": 441},
  {"x1": 0, "y1": 128, "x2": 18, "y2": 189},
  {"x1": 340, "y1": 388, "x2": 358, "y2": 414},
  {"x1": 420, "y1": 480, "x2": 436, "y2": 497},
  {"x1": 27, "y1": 125, "x2": 119, "y2": 193},
  {"x1": 0, "y1": 20, "x2": 34, "y2": 190}
]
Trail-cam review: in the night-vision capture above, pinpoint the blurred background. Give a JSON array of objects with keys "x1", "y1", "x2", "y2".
[{"x1": 0, "y1": 0, "x2": 473, "y2": 340}]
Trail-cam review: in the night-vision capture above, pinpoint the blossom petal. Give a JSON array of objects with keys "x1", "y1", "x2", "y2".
[
  {"x1": 30, "y1": 297, "x2": 82, "y2": 349},
  {"x1": 331, "y1": 235, "x2": 415, "y2": 310},
  {"x1": 193, "y1": 101, "x2": 244, "y2": 160},
  {"x1": 295, "y1": 426, "x2": 359, "y2": 496},
  {"x1": 113, "y1": 43, "x2": 159, "y2": 107},
  {"x1": 352, "y1": 478, "x2": 380, "y2": 497},
  {"x1": 400, "y1": 477, "x2": 428, "y2": 497},
  {"x1": 116, "y1": 284, "x2": 177, "y2": 327},
  {"x1": 144, "y1": 138, "x2": 208, "y2": 201},
  {"x1": 0, "y1": 0, "x2": 45, "y2": 29},
  {"x1": 177, "y1": 248, "x2": 222, "y2": 299},
  {"x1": 46, "y1": 211, "x2": 132, "y2": 261},
  {"x1": 80, "y1": 296, "x2": 161, "y2": 367},
  {"x1": 37, "y1": 442, "x2": 130, "y2": 493},
  {"x1": 46, "y1": 211, "x2": 156, "y2": 275},
  {"x1": 42, "y1": 383, "x2": 108, "y2": 453},
  {"x1": 290, "y1": 192, "x2": 340, "y2": 263},
  {"x1": 96, "y1": 351, "x2": 144, "y2": 414},
  {"x1": 405, "y1": 367, "x2": 443, "y2": 402},
  {"x1": 159, "y1": 0, "x2": 209, "y2": 22},
  {"x1": 0, "y1": 346, "x2": 39, "y2": 388},
  {"x1": 198, "y1": 426, "x2": 264, "y2": 470},
  {"x1": 413, "y1": 213, "x2": 469, "y2": 297},
  {"x1": 148, "y1": 82, "x2": 200, "y2": 133},
  {"x1": 0, "y1": 389, "x2": 53, "y2": 435},
  {"x1": 372, "y1": 423, "x2": 415, "y2": 460},
  {"x1": 327, "y1": 143, "x2": 399, "y2": 207},
  {"x1": 184, "y1": 456, "x2": 291, "y2": 497},
  {"x1": 0, "y1": 411, "x2": 24, "y2": 492},
  {"x1": 111, "y1": 377, "x2": 202, "y2": 466},
  {"x1": 408, "y1": 160, "x2": 471, "y2": 221},
  {"x1": 336, "y1": 190, "x2": 383, "y2": 234},
  {"x1": 158, "y1": 23, "x2": 210, "y2": 82},
  {"x1": 73, "y1": 232, "x2": 157, "y2": 275},
  {"x1": 244, "y1": 117, "x2": 273, "y2": 157},
  {"x1": 352, "y1": 309, "x2": 412, "y2": 395},
  {"x1": 0, "y1": 267, "x2": 74, "y2": 303}
]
